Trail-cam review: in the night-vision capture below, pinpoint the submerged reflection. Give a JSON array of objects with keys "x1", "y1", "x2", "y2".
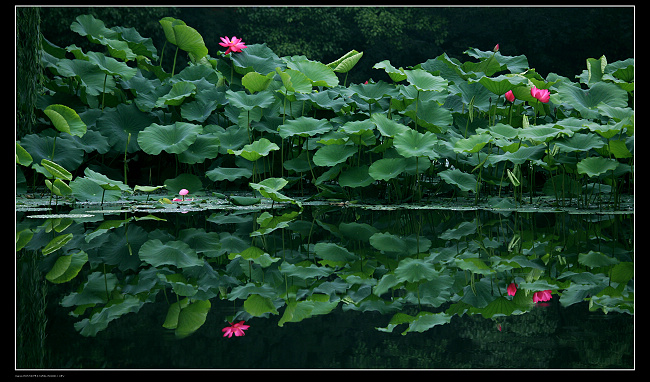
[{"x1": 16, "y1": 202, "x2": 634, "y2": 368}]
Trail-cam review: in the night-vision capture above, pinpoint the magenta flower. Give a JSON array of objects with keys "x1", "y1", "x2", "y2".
[
  {"x1": 219, "y1": 36, "x2": 247, "y2": 54},
  {"x1": 493, "y1": 43, "x2": 500, "y2": 52},
  {"x1": 173, "y1": 189, "x2": 192, "y2": 202},
  {"x1": 507, "y1": 282, "x2": 518, "y2": 296},
  {"x1": 222, "y1": 321, "x2": 250, "y2": 338},
  {"x1": 530, "y1": 86, "x2": 550, "y2": 103},
  {"x1": 532, "y1": 290, "x2": 552, "y2": 303},
  {"x1": 505, "y1": 90, "x2": 515, "y2": 103}
]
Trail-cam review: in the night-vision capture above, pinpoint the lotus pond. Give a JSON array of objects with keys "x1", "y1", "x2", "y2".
[{"x1": 16, "y1": 13, "x2": 634, "y2": 370}]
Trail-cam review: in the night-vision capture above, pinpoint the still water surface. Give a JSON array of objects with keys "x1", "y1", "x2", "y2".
[{"x1": 16, "y1": 199, "x2": 634, "y2": 369}]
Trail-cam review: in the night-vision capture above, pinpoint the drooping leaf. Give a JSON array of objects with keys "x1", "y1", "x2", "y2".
[
  {"x1": 439, "y1": 168, "x2": 477, "y2": 192},
  {"x1": 287, "y1": 59, "x2": 339, "y2": 87},
  {"x1": 46, "y1": 250, "x2": 88, "y2": 284},
  {"x1": 276, "y1": 68, "x2": 312, "y2": 94},
  {"x1": 43, "y1": 104, "x2": 87, "y2": 137},
  {"x1": 228, "y1": 138, "x2": 280, "y2": 161},
  {"x1": 577, "y1": 157, "x2": 619, "y2": 178},
  {"x1": 278, "y1": 116, "x2": 333, "y2": 139}
]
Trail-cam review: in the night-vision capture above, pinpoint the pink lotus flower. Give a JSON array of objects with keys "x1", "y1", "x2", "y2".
[
  {"x1": 532, "y1": 290, "x2": 552, "y2": 303},
  {"x1": 219, "y1": 36, "x2": 247, "y2": 54},
  {"x1": 172, "y1": 189, "x2": 192, "y2": 202},
  {"x1": 530, "y1": 86, "x2": 550, "y2": 103},
  {"x1": 222, "y1": 321, "x2": 250, "y2": 338},
  {"x1": 505, "y1": 90, "x2": 515, "y2": 103},
  {"x1": 507, "y1": 282, "x2": 518, "y2": 296},
  {"x1": 493, "y1": 43, "x2": 500, "y2": 52}
]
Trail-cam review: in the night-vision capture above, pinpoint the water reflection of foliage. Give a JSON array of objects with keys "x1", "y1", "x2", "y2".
[{"x1": 16, "y1": 202, "x2": 633, "y2": 361}]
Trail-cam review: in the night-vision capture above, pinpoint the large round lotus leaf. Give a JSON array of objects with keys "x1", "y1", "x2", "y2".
[
  {"x1": 393, "y1": 129, "x2": 438, "y2": 158},
  {"x1": 402, "y1": 99, "x2": 453, "y2": 133},
  {"x1": 339, "y1": 165, "x2": 374, "y2": 188},
  {"x1": 348, "y1": 81, "x2": 399, "y2": 102},
  {"x1": 137, "y1": 122, "x2": 202, "y2": 155},
  {"x1": 405, "y1": 69, "x2": 447, "y2": 92},
  {"x1": 44, "y1": 104, "x2": 87, "y2": 137},
  {"x1": 553, "y1": 133, "x2": 606, "y2": 154},
  {"x1": 231, "y1": 43, "x2": 285, "y2": 75},
  {"x1": 369, "y1": 232, "x2": 408, "y2": 254},
  {"x1": 339, "y1": 119, "x2": 375, "y2": 135},
  {"x1": 286, "y1": 59, "x2": 339, "y2": 87},
  {"x1": 484, "y1": 123, "x2": 519, "y2": 140},
  {"x1": 517, "y1": 126, "x2": 567, "y2": 143},
  {"x1": 178, "y1": 134, "x2": 220, "y2": 164},
  {"x1": 439, "y1": 168, "x2": 477, "y2": 192},
  {"x1": 228, "y1": 138, "x2": 280, "y2": 161},
  {"x1": 139, "y1": 239, "x2": 203, "y2": 269},
  {"x1": 71, "y1": 14, "x2": 117, "y2": 43},
  {"x1": 395, "y1": 258, "x2": 439, "y2": 283},
  {"x1": 85, "y1": 51, "x2": 137, "y2": 80},
  {"x1": 97, "y1": 103, "x2": 157, "y2": 153},
  {"x1": 164, "y1": 173, "x2": 203, "y2": 194},
  {"x1": 242, "y1": 71, "x2": 274, "y2": 93},
  {"x1": 448, "y1": 80, "x2": 492, "y2": 112},
  {"x1": 20, "y1": 134, "x2": 84, "y2": 172},
  {"x1": 368, "y1": 158, "x2": 407, "y2": 181},
  {"x1": 213, "y1": 125, "x2": 248, "y2": 154},
  {"x1": 488, "y1": 145, "x2": 546, "y2": 165},
  {"x1": 278, "y1": 116, "x2": 333, "y2": 139},
  {"x1": 314, "y1": 242, "x2": 358, "y2": 263},
  {"x1": 371, "y1": 113, "x2": 409, "y2": 137},
  {"x1": 55, "y1": 58, "x2": 117, "y2": 96},
  {"x1": 69, "y1": 177, "x2": 121, "y2": 202},
  {"x1": 472, "y1": 74, "x2": 528, "y2": 95},
  {"x1": 553, "y1": 81, "x2": 628, "y2": 119},
  {"x1": 225, "y1": 89, "x2": 275, "y2": 111},
  {"x1": 577, "y1": 157, "x2": 619, "y2": 178},
  {"x1": 297, "y1": 89, "x2": 347, "y2": 113},
  {"x1": 206, "y1": 167, "x2": 252, "y2": 182},
  {"x1": 312, "y1": 144, "x2": 357, "y2": 167}
]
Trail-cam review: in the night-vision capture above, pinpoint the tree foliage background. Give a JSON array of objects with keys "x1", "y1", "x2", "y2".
[{"x1": 33, "y1": 6, "x2": 633, "y2": 85}]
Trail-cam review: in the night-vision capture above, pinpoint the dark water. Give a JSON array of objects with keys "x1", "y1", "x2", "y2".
[{"x1": 16, "y1": 200, "x2": 634, "y2": 369}]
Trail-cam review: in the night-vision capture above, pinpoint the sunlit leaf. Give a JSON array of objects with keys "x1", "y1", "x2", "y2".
[
  {"x1": 43, "y1": 104, "x2": 87, "y2": 137},
  {"x1": 228, "y1": 138, "x2": 280, "y2": 161},
  {"x1": 287, "y1": 59, "x2": 339, "y2": 87}
]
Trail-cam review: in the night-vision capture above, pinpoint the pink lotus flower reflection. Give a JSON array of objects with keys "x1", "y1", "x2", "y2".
[
  {"x1": 222, "y1": 321, "x2": 250, "y2": 338},
  {"x1": 533, "y1": 290, "x2": 552, "y2": 303}
]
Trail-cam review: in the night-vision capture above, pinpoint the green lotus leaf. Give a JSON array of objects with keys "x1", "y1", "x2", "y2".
[
  {"x1": 156, "y1": 81, "x2": 196, "y2": 107},
  {"x1": 229, "y1": 196, "x2": 261, "y2": 206},
  {"x1": 373, "y1": 60, "x2": 407, "y2": 82},
  {"x1": 395, "y1": 258, "x2": 439, "y2": 283},
  {"x1": 552, "y1": 81, "x2": 628, "y2": 119},
  {"x1": 439, "y1": 168, "x2": 477, "y2": 192},
  {"x1": 483, "y1": 123, "x2": 519, "y2": 140},
  {"x1": 448, "y1": 80, "x2": 493, "y2": 113},
  {"x1": 517, "y1": 126, "x2": 568, "y2": 143},
  {"x1": 553, "y1": 133, "x2": 606, "y2": 154},
  {"x1": 213, "y1": 125, "x2": 249, "y2": 154},
  {"x1": 472, "y1": 74, "x2": 528, "y2": 95},
  {"x1": 171, "y1": 23, "x2": 208, "y2": 60},
  {"x1": 44, "y1": 179, "x2": 73, "y2": 198},
  {"x1": 97, "y1": 103, "x2": 157, "y2": 153},
  {"x1": 578, "y1": 251, "x2": 619, "y2": 268},
  {"x1": 159, "y1": 17, "x2": 185, "y2": 45},
  {"x1": 488, "y1": 145, "x2": 546, "y2": 165},
  {"x1": 348, "y1": 81, "x2": 399, "y2": 103},
  {"x1": 576, "y1": 157, "x2": 619, "y2": 178},
  {"x1": 402, "y1": 99, "x2": 453, "y2": 133},
  {"x1": 279, "y1": 262, "x2": 333, "y2": 279},
  {"x1": 244, "y1": 294, "x2": 279, "y2": 317},
  {"x1": 69, "y1": 177, "x2": 121, "y2": 202},
  {"x1": 46, "y1": 250, "x2": 88, "y2": 284},
  {"x1": 43, "y1": 104, "x2": 87, "y2": 138},
  {"x1": 327, "y1": 50, "x2": 363, "y2": 73},
  {"x1": 339, "y1": 165, "x2": 374, "y2": 188},
  {"x1": 41, "y1": 159, "x2": 72, "y2": 180},
  {"x1": 278, "y1": 116, "x2": 333, "y2": 139},
  {"x1": 16, "y1": 142, "x2": 33, "y2": 167},
  {"x1": 297, "y1": 89, "x2": 347, "y2": 113},
  {"x1": 139, "y1": 239, "x2": 203, "y2": 269},
  {"x1": 405, "y1": 69, "x2": 447, "y2": 92},
  {"x1": 287, "y1": 59, "x2": 339, "y2": 87},
  {"x1": 231, "y1": 43, "x2": 285, "y2": 75},
  {"x1": 180, "y1": 99, "x2": 218, "y2": 123},
  {"x1": 250, "y1": 177, "x2": 300, "y2": 205},
  {"x1": 368, "y1": 158, "x2": 407, "y2": 181},
  {"x1": 174, "y1": 299, "x2": 211, "y2": 338},
  {"x1": 369, "y1": 232, "x2": 408, "y2": 254},
  {"x1": 206, "y1": 167, "x2": 252, "y2": 182},
  {"x1": 276, "y1": 68, "x2": 313, "y2": 94},
  {"x1": 453, "y1": 133, "x2": 492, "y2": 153},
  {"x1": 137, "y1": 122, "x2": 202, "y2": 155},
  {"x1": 242, "y1": 71, "x2": 275, "y2": 93},
  {"x1": 85, "y1": 51, "x2": 137, "y2": 80},
  {"x1": 339, "y1": 119, "x2": 376, "y2": 135},
  {"x1": 225, "y1": 89, "x2": 275, "y2": 111},
  {"x1": 42, "y1": 233, "x2": 74, "y2": 256},
  {"x1": 55, "y1": 58, "x2": 117, "y2": 96},
  {"x1": 83, "y1": 167, "x2": 132, "y2": 193},
  {"x1": 71, "y1": 14, "x2": 117, "y2": 43},
  {"x1": 370, "y1": 113, "x2": 409, "y2": 137},
  {"x1": 404, "y1": 312, "x2": 452, "y2": 335},
  {"x1": 21, "y1": 134, "x2": 84, "y2": 172},
  {"x1": 393, "y1": 129, "x2": 438, "y2": 159},
  {"x1": 312, "y1": 144, "x2": 357, "y2": 167},
  {"x1": 455, "y1": 257, "x2": 495, "y2": 275},
  {"x1": 178, "y1": 134, "x2": 220, "y2": 164},
  {"x1": 228, "y1": 138, "x2": 280, "y2": 161}
]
